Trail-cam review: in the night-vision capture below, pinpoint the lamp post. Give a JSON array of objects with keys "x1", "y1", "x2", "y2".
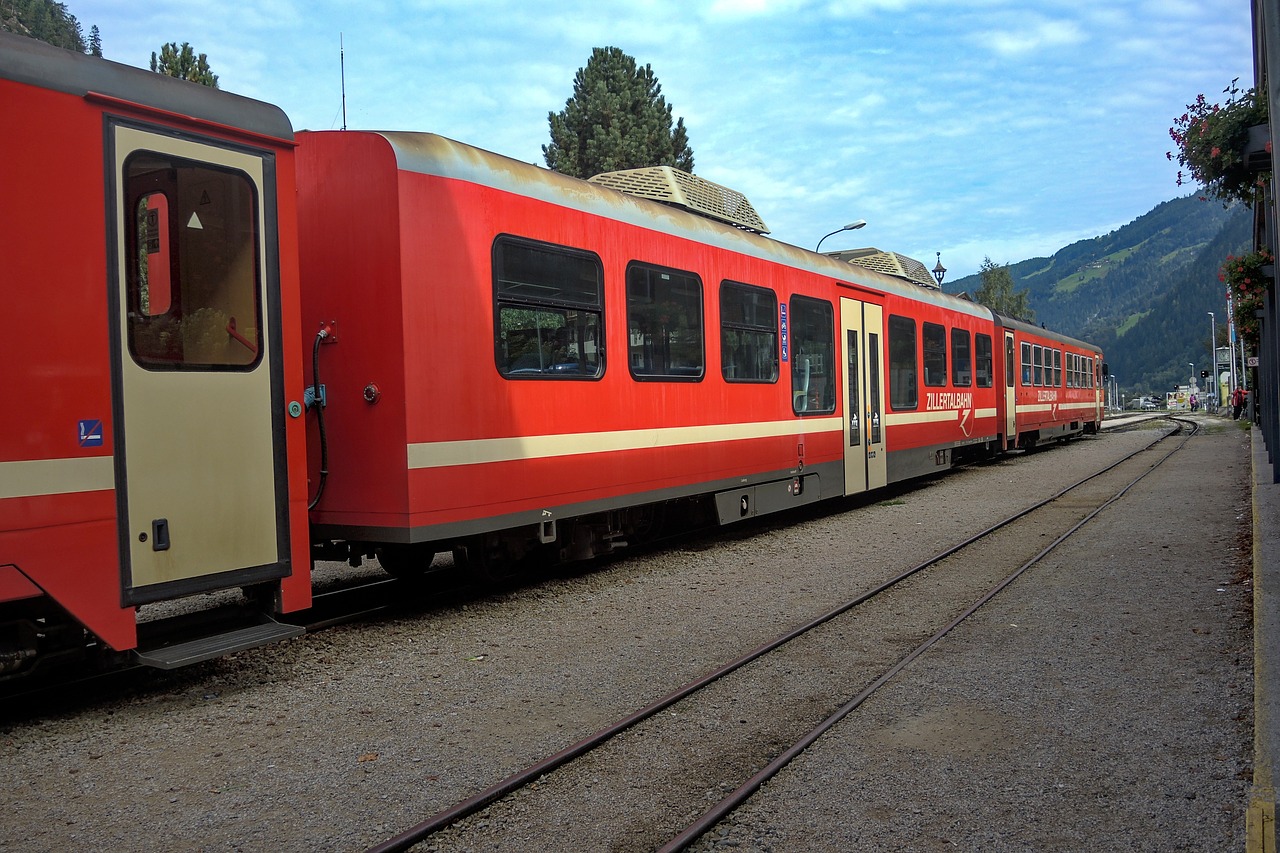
[
  {"x1": 932, "y1": 252, "x2": 947, "y2": 287},
  {"x1": 815, "y1": 220, "x2": 866, "y2": 253},
  {"x1": 1208, "y1": 311, "x2": 1217, "y2": 409}
]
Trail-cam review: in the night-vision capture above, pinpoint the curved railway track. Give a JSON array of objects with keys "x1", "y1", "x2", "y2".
[{"x1": 365, "y1": 417, "x2": 1198, "y2": 852}]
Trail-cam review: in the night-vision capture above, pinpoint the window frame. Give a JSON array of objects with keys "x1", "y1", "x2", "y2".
[
  {"x1": 492, "y1": 234, "x2": 605, "y2": 381},
  {"x1": 951, "y1": 327, "x2": 972, "y2": 388},
  {"x1": 789, "y1": 295, "x2": 836, "y2": 415},
  {"x1": 719, "y1": 280, "x2": 779, "y2": 384},
  {"x1": 626, "y1": 261, "x2": 705, "y2": 382},
  {"x1": 922, "y1": 322, "x2": 947, "y2": 388},
  {"x1": 888, "y1": 314, "x2": 918, "y2": 410},
  {"x1": 975, "y1": 332, "x2": 993, "y2": 388}
]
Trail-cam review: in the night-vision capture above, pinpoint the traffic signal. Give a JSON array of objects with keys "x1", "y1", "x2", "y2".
[{"x1": 1201, "y1": 369, "x2": 1210, "y2": 378}]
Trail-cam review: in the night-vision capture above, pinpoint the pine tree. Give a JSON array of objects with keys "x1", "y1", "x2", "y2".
[
  {"x1": 974, "y1": 257, "x2": 1035, "y2": 322},
  {"x1": 150, "y1": 41, "x2": 219, "y2": 88},
  {"x1": 543, "y1": 46, "x2": 694, "y2": 179},
  {"x1": 1, "y1": 0, "x2": 87, "y2": 52},
  {"x1": 87, "y1": 24, "x2": 101, "y2": 56}
]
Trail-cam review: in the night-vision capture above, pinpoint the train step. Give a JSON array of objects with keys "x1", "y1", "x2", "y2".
[{"x1": 133, "y1": 616, "x2": 304, "y2": 670}]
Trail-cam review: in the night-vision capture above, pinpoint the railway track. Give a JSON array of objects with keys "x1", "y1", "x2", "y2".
[{"x1": 365, "y1": 417, "x2": 1198, "y2": 852}]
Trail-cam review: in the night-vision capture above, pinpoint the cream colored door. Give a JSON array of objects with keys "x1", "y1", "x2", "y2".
[
  {"x1": 1004, "y1": 331, "x2": 1017, "y2": 449},
  {"x1": 112, "y1": 124, "x2": 286, "y2": 601},
  {"x1": 841, "y1": 298, "x2": 886, "y2": 495}
]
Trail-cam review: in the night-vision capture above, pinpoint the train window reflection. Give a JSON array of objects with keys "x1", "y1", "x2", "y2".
[
  {"x1": 720, "y1": 281, "x2": 778, "y2": 383},
  {"x1": 493, "y1": 236, "x2": 604, "y2": 379},
  {"x1": 124, "y1": 152, "x2": 261, "y2": 370},
  {"x1": 888, "y1": 314, "x2": 917, "y2": 410},
  {"x1": 790, "y1": 296, "x2": 834, "y2": 413},
  {"x1": 627, "y1": 263, "x2": 704, "y2": 381}
]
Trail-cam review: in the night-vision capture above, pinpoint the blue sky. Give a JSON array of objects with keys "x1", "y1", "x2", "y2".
[{"x1": 71, "y1": 0, "x2": 1253, "y2": 280}]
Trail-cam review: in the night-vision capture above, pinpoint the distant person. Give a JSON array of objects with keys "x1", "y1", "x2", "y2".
[
  {"x1": 1190, "y1": 393, "x2": 1198, "y2": 412},
  {"x1": 1232, "y1": 387, "x2": 1245, "y2": 420}
]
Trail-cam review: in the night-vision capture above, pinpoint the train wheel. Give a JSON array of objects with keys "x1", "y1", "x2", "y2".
[{"x1": 374, "y1": 543, "x2": 438, "y2": 578}]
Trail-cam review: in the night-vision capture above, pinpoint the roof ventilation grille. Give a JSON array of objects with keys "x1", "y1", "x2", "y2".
[
  {"x1": 588, "y1": 166, "x2": 769, "y2": 234},
  {"x1": 826, "y1": 248, "x2": 941, "y2": 289}
]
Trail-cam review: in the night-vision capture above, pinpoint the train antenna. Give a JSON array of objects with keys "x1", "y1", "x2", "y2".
[{"x1": 340, "y1": 33, "x2": 347, "y2": 131}]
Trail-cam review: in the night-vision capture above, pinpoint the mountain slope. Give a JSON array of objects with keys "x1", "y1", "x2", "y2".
[{"x1": 945, "y1": 196, "x2": 1251, "y2": 395}]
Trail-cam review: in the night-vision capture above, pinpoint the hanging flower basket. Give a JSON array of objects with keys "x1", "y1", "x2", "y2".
[
  {"x1": 1219, "y1": 249, "x2": 1273, "y2": 354},
  {"x1": 1169, "y1": 80, "x2": 1270, "y2": 204}
]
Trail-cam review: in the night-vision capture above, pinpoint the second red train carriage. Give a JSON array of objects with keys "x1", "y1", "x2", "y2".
[{"x1": 293, "y1": 130, "x2": 1099, "y2": 575}]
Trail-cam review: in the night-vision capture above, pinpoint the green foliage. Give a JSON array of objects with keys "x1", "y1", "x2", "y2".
[
  {"x1": 544, "y1": 46, "x2": 694, "y2": 179},
  {"x1": 944, "y1": 196, "x2": 1251, "y2": 395},
  {"x1": 1219, "y1": 248, "x2": 1272, "y2": 354},
  {"x1": 974, "y1": 257, "x2": 1034, "y2": 321},
  {"x1": 150, "y1": 41, "x2": 219, "y2": 88},
  {"x1": 1, "y1": 0, "x2": 89, "y2": 52},
  {"x1": 1168, "y1": 79, "x2": 1269, "y2": 205}
]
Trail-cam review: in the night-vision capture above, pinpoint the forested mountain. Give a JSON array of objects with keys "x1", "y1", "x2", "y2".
[
  {"x1": 945, "y1": 196, "x2": 1251, "y2": 396},
  {"x1": 1, "y1": 0, "x2": 96, "y2": 53}
]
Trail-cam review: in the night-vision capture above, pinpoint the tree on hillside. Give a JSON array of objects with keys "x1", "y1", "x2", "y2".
[
  {"x1": 1, "y1": 0, "x2": 91, "y2": 52},
  {"x1": 974, "y1": 257, "x2": 1035, "y2": 322},
  {"x1": 87, "y1": 23, "x2": 100, "y2": 56},
  {"x1": 544, "y1": 46, "x2": 694, "y2": 179},
  {"x1": 150, "y1": 41, "x2": 219, "y2": 88}
]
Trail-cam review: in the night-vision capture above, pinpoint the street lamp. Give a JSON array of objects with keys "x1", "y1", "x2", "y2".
[
  {"x1": 815, "y1": 220, "x2": 866, "y2": 253},
  {"x1": 932, "y1": 252, "x2": 947, "y2": 286},
  {"x1": 1208, "y1": 311, "x2": 1217, "y2": 408}
]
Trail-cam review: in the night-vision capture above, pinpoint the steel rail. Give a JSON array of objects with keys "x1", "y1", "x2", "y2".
[
  {"x1": 659, "y1": 417, "x2": 1198, "y2": 851},
  {"x1": 367, "y1": 420, "x2": 1191, "y2": 853}
]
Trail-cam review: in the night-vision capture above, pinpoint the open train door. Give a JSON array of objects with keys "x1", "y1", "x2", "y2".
[
  {"x1": 841, "y1": 297, "x2": 887, "y2": 495},
  {"x1": 108, "y1": 122, "x2": 292, "y2": 607}
]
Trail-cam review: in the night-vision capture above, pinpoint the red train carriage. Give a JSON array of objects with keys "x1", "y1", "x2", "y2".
[
  {"x1": 0, "y1": 32, "x2": 1105, "y2": 679},
  {"x1": 995, "y1": 314, "x2": 1105, "y2": 450},
  {"x1": 294, "y1": 131, "x2": 1009, "y2": 575},
  {"x1": 0, "y1": 33, "x2": 311, "y2": 675}
]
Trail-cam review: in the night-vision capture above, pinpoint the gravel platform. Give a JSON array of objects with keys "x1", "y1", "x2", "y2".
[{"x1": 0, "y1": 419, "x2": 1254, "y2": 852}]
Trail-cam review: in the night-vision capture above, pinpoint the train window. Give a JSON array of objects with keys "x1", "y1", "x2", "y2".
[
  {"x1": 1006, "y1": 336, "x2": 1015, "y2": 388},
  {"x1": 888, "y1": 314, "x2": 917, "y2": 410},
  {"x1": 868, "y1": 332, "x2": 882, "y2": 442},
  {"x1": 790, "y1": 296, "x2": 835, "y2": 413},
  {"x1": 124, "y1": 152, "x2": 262, "y2": 370},
  {"x1": 1066, "y1": 353, "x2": 1075, "y2": 388},
  {"x1": 1053, "y1": 349, "x2": 1062, "y2": 387},
  {"x1": 493, "y1": 236, "x2": 604, "y2": 379},
  {"x1": 975, "y1": 333, "x2": 993, "y2": 388},
  {"x1": 847, "y1": 331, "x2": 860, "y2": 445},
  {"x1": 1020, "y1": 342, "x2": 1032, "y2": 385},
  {"x1": 627, "y1": 263, "x2": 704, "y2": 380},
  {"x1": 720, "y1": 281, "x2": 778, "y2": 383},
  {"x1": 951, "y1": 328, "x2": 972, "y2": 387},
  {"x1": 1032, "y1": 345, "x2": 1043, "y2": 386},
  {"x1": 923, "y1": 323, "x2": 946, "y2": 387},
  {"x1": 1087, "y1": 356, "x2": 1095, "y2": 388}
]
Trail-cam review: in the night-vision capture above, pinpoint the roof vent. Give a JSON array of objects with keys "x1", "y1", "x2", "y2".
[
  {"x1": 826, "y1": 248, "x2": 940, "y2": 289},
  {"x1": 588, "y1": 166, "x2": 769, "y2": 234}
]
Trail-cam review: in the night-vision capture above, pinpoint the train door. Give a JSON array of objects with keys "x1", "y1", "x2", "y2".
[
  {"x1": 1004, "y1": 330, "x2": 1017, "y2": 449},
  {"x1": 109, "y1": 123, "x2": 290, "y2": 603},
  {"x1": 841, "y1": 298, "x2": 886, "y2": 495}
]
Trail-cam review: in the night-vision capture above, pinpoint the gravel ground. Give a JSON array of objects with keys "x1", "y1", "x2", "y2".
[{"x1": 0, "y1": 419, "x2": 1254, "y2": 852}]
